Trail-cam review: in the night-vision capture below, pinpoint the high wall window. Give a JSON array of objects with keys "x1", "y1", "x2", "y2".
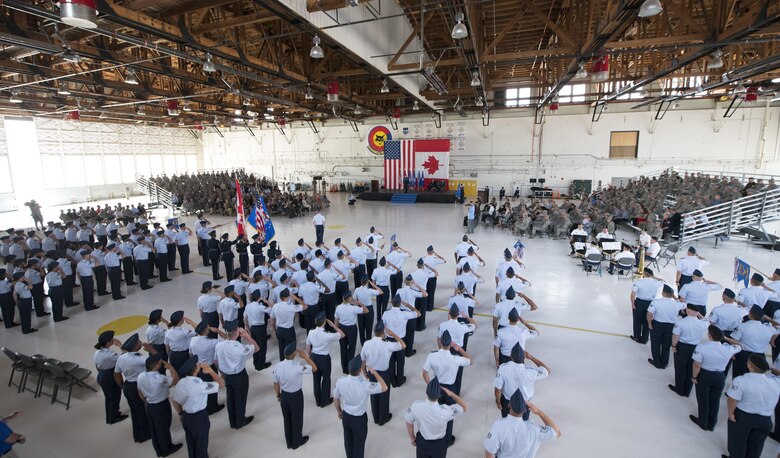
[
  {"x1": 609, "y1": 131, "x2": 639, "y2": 159},
  {"x1": 504, "y1": 88, "x2": 532, "y2": 107},
  {"x1": 558, "y1": 84, "x2": 585, "y2": 103}
]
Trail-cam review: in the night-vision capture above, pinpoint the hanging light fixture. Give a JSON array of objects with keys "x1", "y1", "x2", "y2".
[
  {"x1": 639, "y1": 88, "x2": 650, "y2": 98},
  {"x1": 124, "y1": 69, "x2": 139, "y2": 85},
  {"x1": 475, "y1": 96, "x2": 483, "y2": 107},
  {"x1": 202, "y1": 53, "x2": 216, "y2": 73},
  {"x1": 734, "y1": 81, "x2": 747, "y2": 94},
  {"x1": 57, "y1": 84, "x2": 71, "y2": 96},
  {"x1": 707, "y1": 49, "x2": 724, "y2": 70},
  {"x1": 178, "y1": 119, "x2": 185, "y2": 127},
  {"x1": 638, "y1": 0, "x2": 663, "y2": 18},
  {"x1": 354, "y1": 106, "x2": 363, "y2": 115},
  {"x1": 167, "y1": 100, "x2": 180, "y2": 116},
  {"x1": 575, "y1": 63, "x2": 588, "y2": 79},
  {"x1": 451, "y1": 12, "x2": 468, "y2": 39},
  {"x1": 182, "y1": 101, "x2": 192, "y2": 111},
  {"x1": 380, "y1": 79, "x2": 390, "y2": 94},
  {"x1": 59, "y1": 0, "x2": 98, "y2": 29},
  {"x1": 137, "y1": 105, "x2": 146, "y2": 116},
  {"x1": 305, "y1": 85, "x2": 314, "y2": 100},
  {"x1": 242, "y1": 98, "x2": 251, "y2": 106},
  {"x1": 310, "y1": 35, "x2": 325, "y2": 59},
  {"x1": 412, "y1": 100, "x2": 420, "y2": 111},
  {"x1": 9, "y1": 91, "x2": 22, "y2": 104},
  {"x1": 470, "y1": 71, "x2": 481, "y2": 87}
]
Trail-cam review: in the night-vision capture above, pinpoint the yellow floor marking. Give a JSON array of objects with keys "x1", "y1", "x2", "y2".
[
  {"x1": 327, "y1": 225, "x2": 347, "y2": 230},
  {"x1": 96, "y1": 315, "x2": 148, "y2": 336}
]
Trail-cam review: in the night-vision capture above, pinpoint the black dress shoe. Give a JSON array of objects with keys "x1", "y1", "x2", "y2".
[
  {"x1": 116, "y1": 296, "x2": 126, "y2": 300},
  {"x1": 170, "y1": 268, "x2": 179, "y2": 271},
  {"x1": 214, "y1": 276, "x2": 223, "y2": 280},
  {"x1": 212, "y1": 404, "x2": 225, "y2": 414},
  {"x1": 54, "y1": 316, "x2": 70, "y2": 322},
  {"x1": 382, "y1": 413, "x2": 393, "y2": 424},
  {"x1": 111, "y1": 414, "x2": 129, "y2": 424},
  {"x1": 23, "y1": 328, "x2": 38, "y2": 334},
  {"x1": 160, "y1": 279, "x2": 172, "y2": 282},
  {"x1": 647, "y1": 358, "x2": 658, "y2": 368},
  {"x1": 238, "y1": 416, "x2": 254, "y2": 429},
  {"x1": 182, "y1": 271, "x2": 193, "y2": 274},
  {"x1": 292, "y1": 436, "x2": 309, "y2": 449},
  {"x1": 255, "y1": 362, "x2": 271, "y2": 371},
  {"x1": 36, "y1": 312, "x2": 51, "y2": 317},
  {"x1": 72, "y1": 301, "x2": 80, "y2": 306},
  {"x1": 447, "y1": 436, "x2": 456, "y2": 447},
  {"x1": 6, "y1": 323, "x2": 20, "y2": 328},
  {"x1": 149, "y1": 275, "x2": 158, "y2": 279},
  {"x1": 141, "y1": 286, "x2": 153, "y2": 290},
  {"x1": 98, "y1": 292, "x2": 110, "y2": 296},
  {"x1": 126, "y1": 282, "x2": 138, "y2": 286},
  {"x1": 161, "y1": 443, "x2": 183, "y2": 457},
  {"x1": 668, "y1": 384, "x2": 683, "y2": 396},
  {"x1": 410, "y1": 349, "x2": 417, "y2": 356},
  {"x1": 689, "y1": 415, "x2": 707, "y2": 430}
]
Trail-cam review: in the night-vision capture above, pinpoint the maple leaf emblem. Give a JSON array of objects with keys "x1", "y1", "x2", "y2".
[{"x1": 422, "y1": 155, "x2": 440, "y2": 175}]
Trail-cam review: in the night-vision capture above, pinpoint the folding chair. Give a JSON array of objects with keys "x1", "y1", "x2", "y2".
[
  {"x1": 40, "y1": 362, "x2": 79, "y2": 410},
  {"x1": 14, "y1": 353, "x2": 44, "y2": 395},
  {"x1": 657, "y1": 244, "x2": 679, "y2": 268},
  {"x1": 616, "y1": 259, "x2": 635, "y2": 280},
  {"x1": 584, "y1": 253, "x2": 603, "y2": 277},
  {"x1": 2, "y1": 347, "x2": 27, "y2": 391}
]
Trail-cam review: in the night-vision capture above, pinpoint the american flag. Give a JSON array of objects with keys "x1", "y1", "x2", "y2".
[{"x1": 384, "y1": 139, "x2": 414, "y2": 190}]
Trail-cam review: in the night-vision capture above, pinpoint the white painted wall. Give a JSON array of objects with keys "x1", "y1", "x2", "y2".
[{"x1": 202, "y1": 101, "x2": 780, "y2": 193}]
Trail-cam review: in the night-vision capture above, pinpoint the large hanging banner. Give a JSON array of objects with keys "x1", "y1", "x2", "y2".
[{"x1": 383, "y1": 139, "x2": 450, "y2": 190}]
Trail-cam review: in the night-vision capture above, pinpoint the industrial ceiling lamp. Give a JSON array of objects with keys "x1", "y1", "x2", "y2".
[
  {"x1": 575, "y1": 63, "x2": 588, "y2": 79},
  {"x1": 470, "y1": 71, "x2": 481, "y2": 87},
  {"x1": 59, "y1": 0, "x2": 98, "y2": 29},
  {"x1": 305, "y1": 84, "x2": 314, "y2": 100},
  {"x1": 124, "y1": 69, "x2": 139, "y2": 85},
  {"x1": 638, "y1": 88, "x2": 650, "y2": 98},
  {"x1": 242, "y1": 98, "x2": 251, "y2": 106},
  {"x1": 61, "y1": 49, "x2": 81, "y2": 63},
  {"x1": 707, "y1": 49, "x2": 724, "y2": 70},
  {"x1": 734, "y1": 81, "x2": 747, "y2": 94},
  {"x1": 412, "y1": 100, "x2": 420, "y2": 111},
  {"x1": 182, "y1": 101, "x2": 192, "y2": 111},
  {"x1": 137, "y1": 105, "x2": 146, "y2": 116},
  {"x1": 99, "y1": 112, "x2": 107, "y2": 119},
  {"x1": 310, "y1": 35, "x2": 325, "y2": 59},
  {"x1": 167, "y1": 100, "x2": 180, "y2": 116},
  {"x1": 178, "y1": 119, "x2": 185, "y2": 127},
  {"x1": 354, "y1": 105, "x2": 363, "y2": 115},
  {"x1": 57, "y1": 84, "x2": 71, "y2": 95},
  {"x1": 451, "y1": 12, "x2": 468, "y2": 39},
  {"x1": 380, "y1": 79, "x2": 390, "y2": 93},
  {"x1": 9, "y1": 91, "x2": 22, "y2": 104},
  {"x1": 638, "y1": 0, "x2": 663, "y2": 18},
  {"x1": 475, "y1": 96, "x2": 483, "y2": 107},
  {"x1": 202, "y1": 53, "x2": 217, "y2": 73}
]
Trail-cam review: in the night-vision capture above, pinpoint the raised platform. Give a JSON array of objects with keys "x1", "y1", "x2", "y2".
[{"x1": 359, "y1": 190, "x2": 456, "y2": 204}]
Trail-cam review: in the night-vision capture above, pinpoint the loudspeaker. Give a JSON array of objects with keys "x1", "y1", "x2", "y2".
[{"x1": 529, "y1": 179, "x2": 537, "y2": 184}]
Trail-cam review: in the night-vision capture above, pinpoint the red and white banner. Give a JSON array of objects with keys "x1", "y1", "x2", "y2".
[
  {"x1": 235, "y1": 178, "x2": 245, "y2": 235},
  {"x1": 414, "y1": 139, "x2": 450, "y2": 180}
]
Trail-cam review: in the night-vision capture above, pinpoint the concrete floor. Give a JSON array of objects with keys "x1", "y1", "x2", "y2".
[{"x1": 1, "y1": 194, "x2": 779, "y2": 458}]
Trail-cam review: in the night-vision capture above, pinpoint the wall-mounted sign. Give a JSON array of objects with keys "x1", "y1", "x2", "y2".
[{"x1": 367, "y1": 126, "x2": 392, "y2": 156}]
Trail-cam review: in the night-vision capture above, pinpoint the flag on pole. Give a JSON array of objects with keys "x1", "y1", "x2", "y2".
[
  {"x1": 734, "y1": 258, "x2": 750, "y2": 288},
  {"x1": 248, "y1": 195, "x2": 275, "y2": 241},
  {"x1": 235, "y1": 178, "x2": 245, "y2": 235},
  {"x1": 514, "y1": 240, "x2": 525, "y2": 259}
]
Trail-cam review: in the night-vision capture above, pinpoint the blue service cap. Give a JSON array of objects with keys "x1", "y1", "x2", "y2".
[
  {"x1": 284, "y1": 342, "x2": 297, "y2": 357},
  {"x1": 440, "y1": 330, "x2": 452, "y2": 346},
  {"x1": 509, "y1": 389, "x2": 527, "y2": 414},
  {"x1": 426, "y1": 377, "x2": 441, "y2": 400},
  {"x1": 348, "y1": 355, "x2": 362, "y2": 373},
  {"x1": 178, "y1": 355, "x2": 199, "y2": 377},
  {"x1": 121, "y1": 333, "x2": 139, "y2": 351}
]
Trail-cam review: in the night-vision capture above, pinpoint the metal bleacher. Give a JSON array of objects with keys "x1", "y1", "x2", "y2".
[{"x1": 678, "y1": 187, "x2": 780, "y2": 247}]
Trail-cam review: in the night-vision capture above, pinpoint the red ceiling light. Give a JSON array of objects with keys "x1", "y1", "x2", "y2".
[
  {"x1": 591, "y1": 52, "x2": 610, "y2": 82},
  {"x1": 392, "y1": 107, "x2": 401, "y2": 119},
  {"x1": 166, "y1": 100, "x2": 180, "y2": 116},
  {"x1": 59, "y1": 0, "x2": 98, "y2": 29},
  {"x1": 64, "y1": 110, "x2": 81, "y2": 122},
  {"x1": 327, "y1": 81, "x2": 339, "y2": 103},
  {"x1": 744, "y1": 87, "x2": 759, "y2": 104}
]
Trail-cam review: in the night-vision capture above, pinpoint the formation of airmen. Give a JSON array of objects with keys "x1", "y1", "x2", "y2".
[
  {"x1": 630, "y1": 245, "x2": 780, "y2": 458},
  {"x1": 85, "y1": 218, "x2": 561, "y2": 458}
]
